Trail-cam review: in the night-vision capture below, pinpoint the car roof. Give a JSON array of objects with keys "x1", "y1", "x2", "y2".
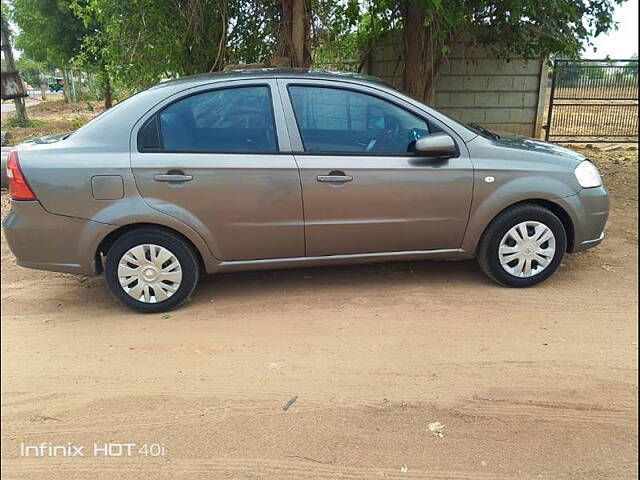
[{"x1": 149, "y1": 68, "x2": 389, "y2": 90}]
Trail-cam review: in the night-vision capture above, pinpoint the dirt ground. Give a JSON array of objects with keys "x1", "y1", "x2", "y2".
[
  {"x1": 1, "y1": 146, "x2": 638, "y2": 479},
  {"x1": 2, "y1": 100, "x2": 105, "y2": 145}
]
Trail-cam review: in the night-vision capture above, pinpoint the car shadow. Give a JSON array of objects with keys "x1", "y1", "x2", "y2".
[{"x1": 191, "y1": 259, "x2": 489, "y2": 304}]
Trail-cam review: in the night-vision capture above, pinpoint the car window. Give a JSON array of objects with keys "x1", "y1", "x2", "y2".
[
  {"x1": 157, "y1": 86, "x2": 277, "y2": 153},
  {"x1": 138, "y1": 116, "x2": 160, "y2": 151},
  {"x1": 288, "y1": 86, "x2": 440, "y2": 153}
]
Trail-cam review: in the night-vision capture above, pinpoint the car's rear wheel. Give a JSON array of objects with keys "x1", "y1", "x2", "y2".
[
  {"x1": 105, "y1": 228, "x2": 200, "y2": 313},
  {"x1": 477, "y1": 204, "x2": 567, "y2": 287}
]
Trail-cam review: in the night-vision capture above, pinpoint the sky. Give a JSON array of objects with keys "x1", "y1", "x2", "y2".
[{"x1": 581, "y1": 0, "x2": 639, "y2": 58}]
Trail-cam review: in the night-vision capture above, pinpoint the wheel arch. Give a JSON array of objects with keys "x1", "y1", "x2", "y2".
[
  {"x1": 471, "y1": 198, "x2": 576, "y2": 257},
  {"x1": 95, "y1": 223, "x2": 206, "y2": 274},
  {"x1": 525, "y1": 199, "x2": 575, "y2": 252}
]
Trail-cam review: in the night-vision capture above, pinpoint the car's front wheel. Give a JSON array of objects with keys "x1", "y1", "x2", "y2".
[
  {"x1": 105, "y1": 228, "x2": 200, "y2": 313},
  {"x1": 477, "y1": 204, "x2": 567, "y2": 287}
]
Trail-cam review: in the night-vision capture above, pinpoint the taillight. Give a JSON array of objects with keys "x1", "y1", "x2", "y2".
[{"x1": 6, "y1": 150, "x2": 36, "y2": 201}]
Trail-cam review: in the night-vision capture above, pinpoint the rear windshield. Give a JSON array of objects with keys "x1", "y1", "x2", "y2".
[{"x1": 66, "y1": 89, "x2": 148, "y2": 139}]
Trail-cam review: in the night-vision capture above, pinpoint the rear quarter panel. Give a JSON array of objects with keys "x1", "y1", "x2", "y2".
[{"x1": 15, "y1": 86, "x2": 222, "y2": 272}]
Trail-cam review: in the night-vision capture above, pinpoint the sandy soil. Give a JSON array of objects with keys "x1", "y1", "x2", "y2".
[
  {"x1": 2, "y1": 100, "x2": 105, "y2": 145},
  {"x1": 1, "y1": 146, "x2": 638, "y2": 479}
]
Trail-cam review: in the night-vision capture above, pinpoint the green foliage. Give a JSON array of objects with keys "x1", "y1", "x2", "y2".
[
  {"x1": 70, "y1": 116, "x2": 88, "y2": 129},
  {"x1": 313, "y1": 0, "x2": 625, "y2": 72},
  {"x1": 10, "y1": 0, "x2": 88, "y2": 66},
  {"x1": 7, "y1": 0, "x2": 627, "y2": 96},
  {"x1": 70, "y1": 0, "x2": 284, "y2": 91},
  {"x1": 225, "y1": 0, "x2": 280, "y2": 65},
  {"x1": 70, "y1": 0, "x2": 231, "y2": 91},
  {"x1": 557, "y1": 59, "x2": 639, "y2": 87},
  {"x1": 312, "y1": 0, "x2": 400, "y2": 68},
  {"x1": 15, "y1": 56, "x2": 54, "y2": 87},
  {"x1": 394, "y1": 0, "x2": 622, "y2": 60},
  {"x1": 6, "y1": 116, "x2": 45, "y2": 128},
  {"x1": 464, "y1": 0, "x2": 622, "y2": 59},
  {"x1": 72, "y1": 77, "x2": 102, "y2": 101}
]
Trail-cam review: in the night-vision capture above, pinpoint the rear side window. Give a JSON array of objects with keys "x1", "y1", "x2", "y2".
[
  {"x1": 138, "y1": 116, "x2": 160, "y2": 151},
  {"x1": 288, "y1": 86, "x2": 439, "y2": 154},
  {"x1": 141, "y1": 86, "x2": 278, "y2": 153}
]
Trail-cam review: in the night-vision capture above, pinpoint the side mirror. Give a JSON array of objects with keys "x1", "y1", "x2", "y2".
[{"x1": 414, "y1": 133, "x2": 457, "y2": 157}]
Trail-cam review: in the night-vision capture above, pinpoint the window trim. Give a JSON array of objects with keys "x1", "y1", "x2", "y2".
[
  {"x1": 136, "y1": 84, "x2": 280, "y2": 154},
  {"x1": 282, "y1": 81, "x2": 461, "y2": 158}
]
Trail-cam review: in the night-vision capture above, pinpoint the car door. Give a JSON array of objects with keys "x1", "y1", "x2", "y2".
[
  {"x1": 130, "y1": 80, "x2": 305, "y2": 261},
  {"x1": 278, "y1": 79, "x2": 474, "y2": 257}
]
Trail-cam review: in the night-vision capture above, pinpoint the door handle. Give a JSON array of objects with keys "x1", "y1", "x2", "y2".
[
  {"x1": 317, "y1": 172, "x2": 353, "y2": 183},
  {"x1": 154, "y1": 174, "x2": 193, "y2": 182}
]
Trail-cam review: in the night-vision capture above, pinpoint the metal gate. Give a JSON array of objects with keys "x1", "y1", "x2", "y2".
[{"x1": 545, "y1": 59, "x2": 639, "y2": 143}]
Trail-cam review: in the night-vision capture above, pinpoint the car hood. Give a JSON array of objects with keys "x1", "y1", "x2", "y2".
[{"x1": 490, "y1": 131, "x2": 586, "y2": 164}]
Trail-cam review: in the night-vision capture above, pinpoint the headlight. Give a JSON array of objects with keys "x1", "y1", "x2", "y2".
[{"x1": 574, "y1": 160, "x2": 602, "y2": 188}]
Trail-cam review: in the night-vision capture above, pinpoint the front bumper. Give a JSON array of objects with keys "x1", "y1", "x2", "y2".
[
  {"x1": 557, "y1": 185, "x2": 609, "y2": 253},
  {"x1": 2, "y1": 200, "x2": 116, "y2": 276}
]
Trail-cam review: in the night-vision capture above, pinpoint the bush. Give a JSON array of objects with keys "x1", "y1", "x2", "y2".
[
  {"x1": 6, "y1": 116, "x2": 46, "y2": 128},
  {"x1": 71, "y1": 116, "x2": 89, "y2": 129}
]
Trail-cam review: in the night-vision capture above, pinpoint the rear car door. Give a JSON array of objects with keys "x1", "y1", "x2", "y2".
[
  {"x1": 130, "y1": 80, "x2": 304, "y2": 261},
  {"x1": 278, "y1": 79, "x2": 474, "y2": 256}
]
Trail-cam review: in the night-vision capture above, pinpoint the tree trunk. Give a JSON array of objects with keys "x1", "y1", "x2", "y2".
[
  {"x1": 401, "y1": 1, "x2": 427, "y2": 100},
  {"x1": 421, "y1": 50, "x2": 445, "y2": 104},
  {"x1": 401, "y1": 1, "x2": 449, "y2": 104},
  {"x1": 13, "y1": 97, "x2": 28, "y2": 126},
  {"x1": 102, "y1": 71, "x2": 113, "y2": 109},
  {"x1": 270, "y1": 0, "x2": 312, "y2": 68},
  {"x1": 1, "y1": 14, "x2": 29, "y2": 125},
  {"x1": 69, "y1": 69, "x2": 77, "y2": 103},
  {"x1": 61, "y1": 68, "x2": 70, "y2": 103}
]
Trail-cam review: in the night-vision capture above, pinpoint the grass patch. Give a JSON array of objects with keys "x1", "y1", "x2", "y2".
[{"x1": 5, "y1": 116, "x2": 46, "y2": 128}]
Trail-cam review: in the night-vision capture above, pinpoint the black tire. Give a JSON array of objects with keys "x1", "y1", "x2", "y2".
[
  {"x1": 105, "y1": 227, "x2": 200, "y2": 313},
  {"x1": 477, "y1": 203, "x2": 567, "y2": 287}
]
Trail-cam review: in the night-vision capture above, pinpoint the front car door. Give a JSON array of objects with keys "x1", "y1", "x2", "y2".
[
  {"x1": 278, "y1": 79, "x2": 474, "y2": 257},
  {"x1": 130, "y1": 79, "x2": 305, "y2": 261}
]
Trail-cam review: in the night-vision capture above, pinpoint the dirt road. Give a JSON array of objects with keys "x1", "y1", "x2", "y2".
[{"x1": 1, "y1": 147, "x2": 637, "y2": 479}]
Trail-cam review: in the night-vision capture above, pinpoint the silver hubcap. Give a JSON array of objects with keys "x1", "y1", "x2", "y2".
[
  {"x1": 498, "y1": 221, "x2": 556, "y2": 278},
  {"x1": 118, "y1": 244, "x2": 182, "y2": 303}
]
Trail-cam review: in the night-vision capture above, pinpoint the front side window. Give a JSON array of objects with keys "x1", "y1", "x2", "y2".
[
  {"x1": 288, "y1": 86, "x2": 439, "y2": 153},
  {"x1": 154, "y1": 86, "x2": 277, "y2": 153}
]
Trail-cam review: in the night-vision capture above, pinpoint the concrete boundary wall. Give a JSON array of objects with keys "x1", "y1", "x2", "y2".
[{"x1": 364, "y1": 34, "x2": 547, "y2": 137}]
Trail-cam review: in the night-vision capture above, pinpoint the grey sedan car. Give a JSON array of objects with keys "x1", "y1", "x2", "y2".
[{"x1": 3, "y1": 69, "x2": 609, "y2": 312}]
